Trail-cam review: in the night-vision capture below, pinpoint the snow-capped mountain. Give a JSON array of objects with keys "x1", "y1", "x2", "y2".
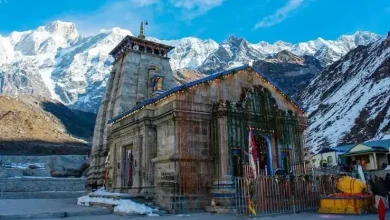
[
  {"x1": 0, "y1": 21, "x2": 220, "y2": 112},
  {"x1": 0, "y1": 20, "x2": 381, "y2": 113},
  {"x1": 150, "y1": 37, "x2": 219, "y2": 70},
  {"x1": 199, "y1": 32, "x2": 381, "y2": 74},
  {"x1": 298, "y1": 33, "x2": 390, "y2": 152}
]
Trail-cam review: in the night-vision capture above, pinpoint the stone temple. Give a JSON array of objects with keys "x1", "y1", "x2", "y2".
[{"x1": 87, "y1": 24, "x2": 307, "y2": 212}]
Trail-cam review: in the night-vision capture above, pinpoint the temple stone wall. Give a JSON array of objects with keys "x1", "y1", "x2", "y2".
[
  {"x1": 107, "y1": 109, "x2": 155, "y2": 194},
  {"x1": 86, "y1": 48, "x2": 175, "y2": 190}
]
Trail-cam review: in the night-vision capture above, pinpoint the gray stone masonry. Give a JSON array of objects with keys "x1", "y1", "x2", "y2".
[{"x1": 87, "y1": 45, "x2": 176, "y2": 190}]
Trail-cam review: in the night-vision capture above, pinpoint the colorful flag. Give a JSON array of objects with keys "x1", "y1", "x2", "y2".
[{"x1": 248, "y1": 129, "x2": 258, "y2": 178}]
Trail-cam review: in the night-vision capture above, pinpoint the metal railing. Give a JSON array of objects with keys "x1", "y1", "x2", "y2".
[
  {"x1": 235, "y1": 175, "x2": 338, "y2": 215},
  {"x1": 242, "y1": 163, "x2": 312, "y2": 177}
]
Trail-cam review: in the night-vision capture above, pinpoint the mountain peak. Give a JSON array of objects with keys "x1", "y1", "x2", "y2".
[
  {"x1": 225, "y1": 35, "x2": 246, "y2": 44},
  {"x1": 273, "y1": 40, "x2": 292, "y2": 48},
  {"x1": 267, "y1": 50, "x2": 304, "y2": 64},
  {"x1": 336, "y1": 31, "x2": 381, "y2": 45},
  {"x1": 44, "y1": 20, "x2": 79, "y2": 40},
  {"x1": 99, "y1": 27, "x2": 132, "y2": 37},
  {"x1": 274, "y1": 50, "x2": 298, "y2": 58}
]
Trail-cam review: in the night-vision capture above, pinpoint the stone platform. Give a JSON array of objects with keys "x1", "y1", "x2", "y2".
[
  {"x1": 0, "y1": 199, "x2": 110, "y2": 220},
  {"x1": 0, "y1": 177, "x2": 86, "y2": 199}
]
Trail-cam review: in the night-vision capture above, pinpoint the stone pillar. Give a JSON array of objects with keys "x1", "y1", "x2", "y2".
[
  {"x1": 141, "y1": 125, "x2": 156, "y2": 199},
  {"x1": 141, "y1": 129, "x2": 148, "y2": 193},
  {"x1": 209, "y1": 103, "x2": 235, "y2": 209}
]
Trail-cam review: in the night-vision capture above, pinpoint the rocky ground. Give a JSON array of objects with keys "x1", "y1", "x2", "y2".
[{"x1": 0, "y1": 95, "x2": 95, "y2": 155}]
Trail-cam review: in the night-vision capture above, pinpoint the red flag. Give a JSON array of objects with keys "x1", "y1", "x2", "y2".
[{"x1": 250, "y1": 130, "x2": 258, "y2": 160}]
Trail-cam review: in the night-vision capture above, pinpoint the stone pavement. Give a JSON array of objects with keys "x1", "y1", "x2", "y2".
[
  {"x1": 0, "y1": 199, "x2": 110, "y2": 219},
  {"x1": 0, "y1": 199, "x2": 387, "y2": 220},
  {"x1": 40, "y1": 212, "x2": 387, "y2": 220}
]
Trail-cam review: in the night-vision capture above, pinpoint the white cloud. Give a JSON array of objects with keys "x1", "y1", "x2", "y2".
[
  {"x1": 170, "y1": 0, "x2": 224, "y2": 18},
  {"x1": 170, "y1": 0, "x2": 223, "y2": 10},
  {"x1": 254, "y1": 0, "x2": 304, "y2": 29},
  {"x1": 131, "y1": 0, "x2": 160, "y2": 7}
]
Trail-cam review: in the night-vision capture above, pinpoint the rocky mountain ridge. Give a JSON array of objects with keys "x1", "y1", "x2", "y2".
[{"x1": 253, "y1": 50, "x2": 323, "y2": 97}]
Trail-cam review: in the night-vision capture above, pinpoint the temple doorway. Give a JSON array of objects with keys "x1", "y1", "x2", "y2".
[
  {"x1": 230, "y1": 131, "x2": 270, "y2": 177},
  {"x1": 122, "y1": 145, "x2": 134, "y2": 187},
  {"x1": 254, "y1": 134, "x2": 268, "y2": 170}
]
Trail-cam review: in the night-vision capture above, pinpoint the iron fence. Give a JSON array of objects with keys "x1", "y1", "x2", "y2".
[
  {"x1": 243, "y1": 163, "x2": 311, "y2": 177},
  {"x1": 235, "y1": 175, "x2": 338, "y2": 215}
]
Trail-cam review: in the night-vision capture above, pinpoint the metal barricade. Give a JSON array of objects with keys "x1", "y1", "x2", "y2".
[{"x1": 235, "y1": 175, "x2": 337, "y2": 215}]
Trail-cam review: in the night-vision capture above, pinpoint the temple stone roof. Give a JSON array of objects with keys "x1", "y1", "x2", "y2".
[
  {"x1": 109, "y1": 35, "x2": 174, "y2": 60},
  {"x1": 108, "y1": 65, "x2": 306, "y2": 125}
]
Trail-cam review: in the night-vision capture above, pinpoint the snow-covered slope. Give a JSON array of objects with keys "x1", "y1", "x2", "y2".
[
  {"x1": 0, "y1": 20, "x2": 381, "y2": 113},
  {"x1": 298, "y1": 34, "x2": 390, "y2": 152}
]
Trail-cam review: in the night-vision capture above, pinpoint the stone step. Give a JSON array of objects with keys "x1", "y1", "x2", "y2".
[
  {"x1": 0, "y1": 191, "x2": 86, "y2": 199},
  {"x1": 89, "y1": 193, "x2": 134, "y2": 200},
  {"x1": 205, "y1": 206, "x2": 237, "y2": 214},
  {"x1": 89, "y1": 194, "x2": 155, "y2": 206}
]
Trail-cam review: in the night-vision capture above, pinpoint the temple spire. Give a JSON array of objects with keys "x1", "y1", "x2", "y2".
[{"x1": 138, "y1": 21, "x2": 148, "y2": 39}]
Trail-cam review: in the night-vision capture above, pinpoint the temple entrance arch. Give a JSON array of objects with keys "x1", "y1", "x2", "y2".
[
  {"x1": 211, "y1": 85, "x2": 305, "y2": 178},
  {"x1": 231, "y1": 131, "x2": 273, "y2": 177}
]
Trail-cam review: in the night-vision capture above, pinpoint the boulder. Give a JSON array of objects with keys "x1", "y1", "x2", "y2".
[
  {"x1": 46, "y1": 156, "x2": 88, "y2": 174},
  {"x1": 28, "y1": 164, "x2": 39, "y2": 169},
  {"x1": 50, "y1": 170, "x2": 82, "y2": 178},
  {"x1": 49, "y1": 162, "x2": 90, "y2": 178}
]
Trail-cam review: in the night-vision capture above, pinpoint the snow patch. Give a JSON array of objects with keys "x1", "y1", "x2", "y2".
[{"x1": 77, "y1": 188, "x2": 158, "y2": 216}]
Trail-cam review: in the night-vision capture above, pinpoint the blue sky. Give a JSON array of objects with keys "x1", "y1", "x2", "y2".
[{"x1": 0, "y1": 0, "x2": 389, "y2": 43}]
